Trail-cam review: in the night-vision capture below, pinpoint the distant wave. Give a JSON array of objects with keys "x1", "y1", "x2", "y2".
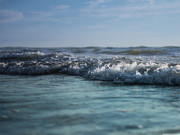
[
  {"x1": 99, "y1": 49, "x2": 166, "y2": 55},
  {"x1": 62, "y1": 47, "x2": 168, "y2": 55},
  {"x1": 62, "y1": 46, "x2": 179, "y2": 56},
  {"x1": 0, "y1": 47, "x2": 180, "y2": 85}
]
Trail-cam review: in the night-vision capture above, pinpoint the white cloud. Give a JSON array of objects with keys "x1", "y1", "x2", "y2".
[
  {"x1": 28, "y1": 11, "x2": 61, "y2": 22},
  {"x1": 82, "y1": 1, "x2": 180, "y2": 19},
  {"x1": 128, "y1": 0, "x2": 155, "y2": 4},
  {"x1": 87, "y1": 0, "x2": 111, "y2": 7},
  {"x1": 26, "y1": 4, "x2": 70, "y2": 22},
  {"x1": 0, "y1": 10, "x2": 23, "y2": 23},
  {"x1": 57, "y1": 4, "x2": 70, "y2": 10}
]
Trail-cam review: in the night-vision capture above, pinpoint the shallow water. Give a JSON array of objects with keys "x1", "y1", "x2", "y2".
[{"x1": 1, "y1": 75, "x2": 180, "y2": 135}]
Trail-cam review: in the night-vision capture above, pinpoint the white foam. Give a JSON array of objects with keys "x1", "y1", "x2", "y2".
[
  {"x1": 87, "y1": 61, "x2": 180, "y2": 85},
  {"x1": 1, "y1": 48, "x2": 180, "y2": 85}
]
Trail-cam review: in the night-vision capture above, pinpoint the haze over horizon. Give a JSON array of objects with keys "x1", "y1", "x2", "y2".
[{"x1": 0, "y1": 0, "x2": 180, "y2": 47}]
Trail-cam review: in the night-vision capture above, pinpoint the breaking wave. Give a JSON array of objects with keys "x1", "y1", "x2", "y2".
[{"x1": 0, "y1": 47, "x2": 180, "y2": 85}]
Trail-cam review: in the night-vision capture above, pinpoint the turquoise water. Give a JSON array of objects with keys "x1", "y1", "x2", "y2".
[{"x1": 1, "y1": 74, "x2": 180, "y2": 135}]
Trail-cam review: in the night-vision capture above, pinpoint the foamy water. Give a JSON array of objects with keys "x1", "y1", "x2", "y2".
[{"x1": 0, "y1": 47, "x2": 180, "y2": 85}]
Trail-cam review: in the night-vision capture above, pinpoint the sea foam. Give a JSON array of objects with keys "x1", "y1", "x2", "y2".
[{"x1": 0, "y1": 47, "x2": 180, "y2": 85}]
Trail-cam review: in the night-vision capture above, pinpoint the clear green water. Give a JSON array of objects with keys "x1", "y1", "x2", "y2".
[{"x1": 0, "y1": 75, "x2": 180, "y2": 135}]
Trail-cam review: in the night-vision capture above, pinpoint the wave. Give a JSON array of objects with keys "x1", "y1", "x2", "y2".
[
  {"x1": 63, "y1": 47, "x2": 168, "y2": 56},
  {"x1": 100, "y1": 49, "x2": 166, "y2": 55},
  {"x1": 0, "y1": 49, "x2": 180, "y2": 85}
]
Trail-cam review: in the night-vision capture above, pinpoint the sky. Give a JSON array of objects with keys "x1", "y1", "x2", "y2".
[{"x1": 0, "y1": 0, "x2": 180, "y2": 47}]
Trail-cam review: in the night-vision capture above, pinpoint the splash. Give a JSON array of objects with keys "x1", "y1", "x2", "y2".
[{"x1": 0, "y1": 47, "x2": 180, "y2": 85}]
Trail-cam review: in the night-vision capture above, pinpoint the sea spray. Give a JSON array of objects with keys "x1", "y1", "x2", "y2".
[{"x1": 0, "y1": 47, "x2": 180, "y2": 85}]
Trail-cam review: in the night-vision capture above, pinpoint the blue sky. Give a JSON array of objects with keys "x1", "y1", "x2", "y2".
[{"x1": 0, "y1": 0, "x2": 180, "y2": 47}]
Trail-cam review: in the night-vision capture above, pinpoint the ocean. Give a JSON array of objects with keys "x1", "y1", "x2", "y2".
[{"x1": 0, "y1": 46, "x2": 180, "y2": 135}]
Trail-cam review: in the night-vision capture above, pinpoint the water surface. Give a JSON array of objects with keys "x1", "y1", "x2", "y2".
[
  {"x1": 1, "y1": 75, "x2": 180, "y2": 135},
  {"x1": 0, "y1": 47, "x2": 180, "y2": 135}
]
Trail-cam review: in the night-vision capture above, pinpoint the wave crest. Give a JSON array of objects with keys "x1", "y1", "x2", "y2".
[{"x1": 0, "y1": 48, "x2": 180, "y2": 85}]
